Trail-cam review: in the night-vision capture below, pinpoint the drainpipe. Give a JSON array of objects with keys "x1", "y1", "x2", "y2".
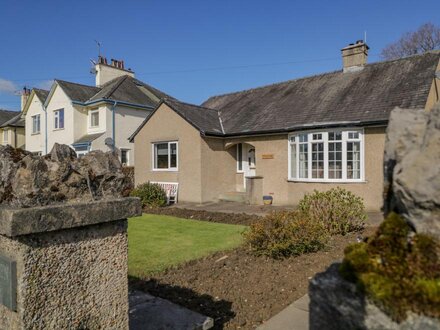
[
  {"x1": 111, "y1": 101, "x2": 118, "y2": 155},
  {"x1": 43, "y1": 104, "x2": 48, "y2": 154}
]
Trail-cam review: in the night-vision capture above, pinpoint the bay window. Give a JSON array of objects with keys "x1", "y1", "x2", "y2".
[
  {"x1": 288, "y1": 129, "x2": 364, "y2": 182},
  {"x1": 152, "y1": 141, "x2": 178, "y2": 171}
]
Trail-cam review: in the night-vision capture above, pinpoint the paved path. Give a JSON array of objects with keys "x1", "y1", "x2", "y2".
[
  {"x1": 172, "y1": 201, "x2": 383, "y2": 226},
  {"x1": 129, "y1": 290, "x2": 214, "y2": 330},
  {"x1": 257, "y1": 294, "x2": 309, "y2": 330}
]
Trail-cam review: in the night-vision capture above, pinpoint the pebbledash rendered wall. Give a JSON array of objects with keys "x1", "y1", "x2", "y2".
[{"x1": 0, "y1": 198, "x2": 140, "y2": 330}]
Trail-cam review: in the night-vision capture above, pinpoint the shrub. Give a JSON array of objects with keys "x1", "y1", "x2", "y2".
[
  {"x1": 243, "y1": 211, "x2": 329, "y2": 258},
  {"x1": 298, "y1": 187, "x2": 366, "y2": 235},
  {"x1": 339, "y1": 212, "x2": 440, "y2": 322},
  {"x1": 130, "y1": 182, "x2": 167, "y2": 208}
]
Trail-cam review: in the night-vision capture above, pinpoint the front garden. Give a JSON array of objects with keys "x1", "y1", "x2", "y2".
[{"x1": 128, "y1": 186, "x2": 376, "y2": 329}]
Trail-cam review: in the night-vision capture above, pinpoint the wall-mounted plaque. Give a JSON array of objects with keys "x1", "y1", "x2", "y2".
[
  {"x1": 0, "y1": 255, "x2": 17, "y2": 311},
  {"x1": 262, "y1": 154, "x2": 274, "y2": 159}
]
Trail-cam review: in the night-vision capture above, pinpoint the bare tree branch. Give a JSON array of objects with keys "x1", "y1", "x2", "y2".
[{"x1": 381, "y1": 23, "x2": 440, "y2": 60}]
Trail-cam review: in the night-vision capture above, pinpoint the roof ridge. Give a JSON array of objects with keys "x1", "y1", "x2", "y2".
[
  {"x1": 100, "y1": 75, "x2": 128, "y2": 99},
  {"x1": 167, "y1": 98, "x2": 220, "y2": 112},
  {"x1": 204, "y1": 51, "x2": 440, "y2": 103},
  {"x1": 0, "y1": 109, "x2": 18, "y2": 114},
  {"x1": 33, "y1": 87, "x2": 50, "y2": 92},
  {"x1": 55, "y1": 79, "x2": 100, "y2": 89}
]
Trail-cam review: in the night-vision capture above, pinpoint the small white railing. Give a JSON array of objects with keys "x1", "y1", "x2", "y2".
[{"x1": 150, "y1": 181, "x2": 179, "y2": 205}]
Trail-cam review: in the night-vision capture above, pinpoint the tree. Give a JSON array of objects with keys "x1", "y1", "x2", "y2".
[{"x1": 381, "y1": 23, "x2": 440, "y2": 60}]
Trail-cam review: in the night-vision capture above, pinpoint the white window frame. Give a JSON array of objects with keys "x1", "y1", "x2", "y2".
[
  {"x1": 152, "y1": 141, "x2": 178, "y2": 171},
  {"x1": 32, "y1": 114, "x2": 41, "y2": 134},
  {"x1": 288, "y1": 128, "x2": 364, "y2": 183},
  {"x1": 3, "y1": 129, "x2": 8, "y2": 144},
  {"x1": 54, "y1": 109, "x2": 64, "y2": 130},
  {"x1": 90, "y1": 109, "x2": 100, "y2": 128}
]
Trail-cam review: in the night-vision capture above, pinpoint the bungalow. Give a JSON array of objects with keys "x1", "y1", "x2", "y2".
[{"x1": 130, "y1": 42, "x2": 440, "y2": 211}]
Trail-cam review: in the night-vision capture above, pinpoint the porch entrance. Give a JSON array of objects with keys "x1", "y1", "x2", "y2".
[{"x1": 237, "y1": 143, "x2": 256, "y2": 189}]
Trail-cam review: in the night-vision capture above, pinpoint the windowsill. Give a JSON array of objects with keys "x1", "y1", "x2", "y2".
[
  {"x1": 53, "y1": 128, "x2": 65, "y2": 131},
  {"x1": 31, "y1": 132, "x2": 41, "y2": 135},
  {"x1": 152, "y1": 169, "x2": 178, "y2": 172},
  {"x1": 287, "y1": 179, "x2": 367, "y2": 184}
]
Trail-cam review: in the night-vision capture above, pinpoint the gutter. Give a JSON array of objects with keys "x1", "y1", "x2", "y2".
[
  {"x1": 202, "y1": 119, "x2": 389, "y2": 138},
  {"x1": 72, "y1": 99, "x2": 154, "y2": 110}
]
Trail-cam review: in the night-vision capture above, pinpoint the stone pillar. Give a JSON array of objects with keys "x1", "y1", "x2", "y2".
[
  {"x1": 245, "y1": 176, "x2": 263, "y2": 205},
  {"x1": 0, "y1": 197, "x2": 141, "y2": 330}
]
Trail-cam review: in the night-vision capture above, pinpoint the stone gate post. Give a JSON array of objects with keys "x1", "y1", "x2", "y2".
[{"x1": 0, "y1": 197, "x2": 140, "y2": 330}]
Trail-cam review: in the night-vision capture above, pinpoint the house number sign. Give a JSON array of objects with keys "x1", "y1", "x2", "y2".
[{"x1": 0, "y1": 255, "x2": 17, "y2": 311}]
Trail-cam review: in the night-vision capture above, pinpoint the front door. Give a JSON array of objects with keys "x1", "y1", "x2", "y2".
[{"x1": 237, "y1": 143, "x2": 256, "y2": 189}]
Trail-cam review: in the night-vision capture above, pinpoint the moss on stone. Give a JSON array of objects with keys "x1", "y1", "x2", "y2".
[{"x1": 339, "y1": 212, "x2": 440, "y2": 322}]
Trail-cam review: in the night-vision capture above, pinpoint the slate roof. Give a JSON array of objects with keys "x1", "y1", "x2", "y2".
[
  {"x1": 1, "y1": 113, "x2": 24, "y2": 128},
  {"x1": 54, "y1": 75, "x2": 173, "y2": 109},
  {"x1": 89, "y1": 76, "x2": 175, "y2": 108},
  {"x1": 55, "y1": 80, "x2": 100, "y2": 103},
  {"x1": 129, "y1": 99, "x2": 224, "y2": 141},
  {"x1": 163, "y1": 99, "x2": 223, "y2": 135},
  {"x1": 0, "y1": 109, "x2": 19, "y2": 126},
  {"x1": 200, "y1": 51, "x2": 440, "y2": 135},
  {"x1": 34, "y1": 88, "x2": 50, "y2": 103}
]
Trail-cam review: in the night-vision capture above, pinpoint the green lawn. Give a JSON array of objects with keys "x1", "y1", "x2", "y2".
[{"x1": 128, "y1": 214, "x2": 247, "y2": 277}]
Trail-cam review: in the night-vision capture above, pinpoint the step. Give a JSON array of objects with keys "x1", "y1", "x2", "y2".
[
  {"x1": 129, "y1": 290, "x2": 214, "y2": 330},
  {"x1": 218, "y1": 192, "x2": 247, "y2": 203}
]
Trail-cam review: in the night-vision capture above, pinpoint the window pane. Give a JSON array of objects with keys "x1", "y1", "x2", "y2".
[
  {"x1": 91, "y1": 112, "x2": 99, "y2": 127},
  {"x1": 299, "y1": 143, "x2": 308, "y2": 178},
  {"x1": 170, "y1": 143, "x2": 177, "y2": 168},
  {"x1": 59, "y1": 110, "x2": 64, "y2": 128},
  {"x1": 312, "y1": 142, "x2": 324, "y2": 178},
  {"x1": 121, "y1": 150, "x2": 128, "y2": 164},
  {"x1": 329, "y1": 141, "x2": 342, "y2": 179},
  {"x1": 237, "y1": 143, "x2": 242, "y2": 171},
  {"x1": 290, "y1": 143, "x2": 297, "y2": 179},
  {"x1": 347, "y1": 141, "x2": 360, "y2": 179},
  {"x1": 155, "y1": 143, "x2": 168, "y2": 169},
  {"x1": 299, "y1": 134, "x2": 308, "y2": 143}
]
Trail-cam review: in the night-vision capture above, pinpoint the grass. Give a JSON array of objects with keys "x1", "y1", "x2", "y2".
[{"x1": 128, "y1": 214, "x2": 247, "y2": 277}]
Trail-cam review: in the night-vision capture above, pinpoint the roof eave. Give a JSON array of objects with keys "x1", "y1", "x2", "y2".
[
  {"x1": 203, "y1": 119, "x2": 389, "y2": 138},
  {"x1": 72, "y1": 99, "x2": 155, "y2": 110}
]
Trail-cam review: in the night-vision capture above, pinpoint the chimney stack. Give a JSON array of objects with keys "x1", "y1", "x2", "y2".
[
  {"x1": 341, "y1": 40, "x2": 369, "y2": 73},
  {"x1": 93, "y1": 56, "x2": 134, "y2": 87},
  {"x1": 21, "y1": 87, "x2": 31, "y2": 111}
]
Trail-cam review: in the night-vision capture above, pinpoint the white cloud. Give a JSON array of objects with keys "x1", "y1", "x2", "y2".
[
  {"x1": 0, "y1": 78, "x2": 18, "y2": 95},
  {"x1": 36, "y1": 79, "x2": 54, "y2": 90}
]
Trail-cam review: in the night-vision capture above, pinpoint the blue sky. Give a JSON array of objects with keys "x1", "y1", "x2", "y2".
[{"x1": 1, "y1": 0, "x2": 439, "y2": 110}]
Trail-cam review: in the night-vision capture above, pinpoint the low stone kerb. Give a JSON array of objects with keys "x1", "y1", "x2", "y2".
[{"x1": 0, "y1": 197, "x2": 141, "y2": 237}]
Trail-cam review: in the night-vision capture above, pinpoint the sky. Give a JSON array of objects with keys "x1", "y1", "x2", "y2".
[{"x1": 0, "y1": 0, "x2": 439, "y2": 111}]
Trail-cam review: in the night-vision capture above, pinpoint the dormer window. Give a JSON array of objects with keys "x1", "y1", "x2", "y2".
[{"x1": 90, "y1": 109, "x2": 99, "y2": 128}]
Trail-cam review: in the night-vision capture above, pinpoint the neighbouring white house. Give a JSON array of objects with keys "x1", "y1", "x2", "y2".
[{"x1": 23, "y1": 57, "x2": 172, "y2": 165}]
